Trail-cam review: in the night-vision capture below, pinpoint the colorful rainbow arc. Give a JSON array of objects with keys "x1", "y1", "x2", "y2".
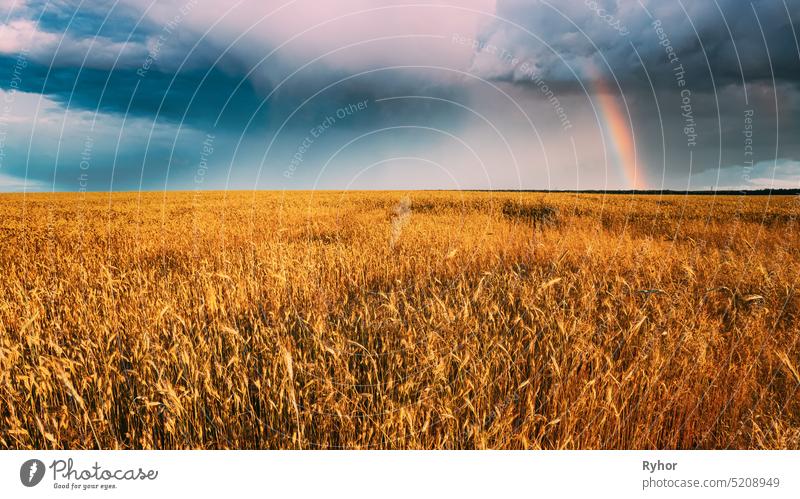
[{"x1": 590, "y1": 69, "x2": 646, "y2": 190}]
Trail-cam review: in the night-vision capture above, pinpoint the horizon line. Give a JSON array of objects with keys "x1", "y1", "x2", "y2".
[{"x1": 1, "y1": 188, "x2": 799, "y2": 196}]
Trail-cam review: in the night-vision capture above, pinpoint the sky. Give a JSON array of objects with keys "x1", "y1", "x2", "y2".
[{"x1": 0, "y1": 0, "x2": 798, "y2": 192}]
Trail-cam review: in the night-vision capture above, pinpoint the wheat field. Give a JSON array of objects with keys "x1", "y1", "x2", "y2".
[{"x1": 0, "y1": 191, "x2": 798, "y2": 449}]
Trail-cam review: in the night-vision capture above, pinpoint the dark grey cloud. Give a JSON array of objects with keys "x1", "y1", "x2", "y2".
[
  {"x1": 481, "y1": 0, "x2": 800, "y2": 88},
  {"x1": 0, "y1": 53, "x2": 269, "y2": 130},
  {"x1": 31, "y1": 0, "x2": 152, "y2": 44},
  {"x1": 463, "y1": 0, "x2": 800, "y2": 184},
  {"x1": 1, "y1": 0, "x2": 798, "y2": 191},
  {"x1": 2, "y1": 1, "x2": 471, "y2": 132}
]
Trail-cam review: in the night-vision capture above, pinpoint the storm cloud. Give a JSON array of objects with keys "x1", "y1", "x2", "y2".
[{"x1": 0, "y1": 0, "x2": 798, "y2": 191}]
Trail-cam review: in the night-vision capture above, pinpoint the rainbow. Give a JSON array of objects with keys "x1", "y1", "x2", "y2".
[{"x1": 590, "y1": 69, "x2": 646, "y2": 190}]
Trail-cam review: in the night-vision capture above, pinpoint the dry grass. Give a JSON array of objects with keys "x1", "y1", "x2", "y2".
[{"x1": 0, "y1": 191, "x2": 799, "y2": 449}]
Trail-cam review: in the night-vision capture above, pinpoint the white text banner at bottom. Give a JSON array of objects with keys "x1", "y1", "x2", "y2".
[{"x1": 1, "y1": 450, "x2": 797, "y2": 498}]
